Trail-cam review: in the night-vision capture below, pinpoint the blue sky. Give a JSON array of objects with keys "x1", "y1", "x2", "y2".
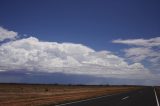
[
  {"x1": 1, "y1": 0, "x2": 160, "y2": 50},
  {"x1": 0, "y1": 0, "x2": 160, "y2": 85}
]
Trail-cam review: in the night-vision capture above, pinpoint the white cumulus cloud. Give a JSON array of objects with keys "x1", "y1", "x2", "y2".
[
  {"x1": 0, "y1": 27, "x2": 18, "y2": 41},
  {"x1": 124, "y1": 47, "x2": 152, "y2": 62},
  {"x1": 113, "y1": 37, "x2": 160, "y2": 74},
  {"x1": 112, "y1": 37, "x2": 160, "y2": 47},
  {"x1": 0, "y1": 36, "x2": 150, "y2": 79}
]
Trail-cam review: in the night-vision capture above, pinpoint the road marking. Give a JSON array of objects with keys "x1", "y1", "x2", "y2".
[
  {"x1": 55, "y1": 92, "x2": 127, "y2": 106},
  {"x1": 154, "y1": 88, "x2": 160, "y2": 106},
  {"x1": 121, "y1": 96, "x2": 129, "y2": 100}
]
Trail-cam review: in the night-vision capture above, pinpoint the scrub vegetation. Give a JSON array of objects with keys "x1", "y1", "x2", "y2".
[{"x1": 0, "y1": 83, "x2": 142, "y2": 106}]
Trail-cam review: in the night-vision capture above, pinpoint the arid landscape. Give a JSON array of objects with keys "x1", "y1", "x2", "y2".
[
  {"x1": 0, "y1": 83, "x2": 142, "y2": 106},
  {"x1": 0, "y1": 0, "x2": 160, "y2": 106}
]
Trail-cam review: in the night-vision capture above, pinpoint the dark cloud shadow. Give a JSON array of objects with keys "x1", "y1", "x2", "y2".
[{"x1": 0, "y1": 71, "x2": 156, "y2": 85}]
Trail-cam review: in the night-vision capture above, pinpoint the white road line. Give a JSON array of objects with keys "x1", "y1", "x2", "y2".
[
  {"x1": 55, "y1": 92, "x2": 126, "y2": 106},
  {"x1": 154, "y1": 88, "x2": 160, "y2": 106},
  {"x1": 121, "y1": 96, "x2": 129, "y2": 100}
]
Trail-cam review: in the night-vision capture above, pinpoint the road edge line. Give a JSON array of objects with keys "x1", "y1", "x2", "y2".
[
  {"x1": 55, "y1": 91, "x2": 133, "y2": 106},
  {"x1": 154, "y1": 88, "x2": 160, "y2": 106},
  {"x1": 55, "y1": 93, "x2": 118, "y2": 106}
]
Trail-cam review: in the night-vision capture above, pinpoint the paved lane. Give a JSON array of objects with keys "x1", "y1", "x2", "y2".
[{"x1": 55, "y1": 87, "x2": 158, "y2": 106}]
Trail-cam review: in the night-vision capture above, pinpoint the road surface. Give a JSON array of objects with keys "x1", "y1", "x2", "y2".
[{"x1": 55, "y1": 87, "x2": 159, "y2": 106}]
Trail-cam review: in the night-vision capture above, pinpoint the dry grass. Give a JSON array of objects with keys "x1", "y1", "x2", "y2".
[{"x1": 0, "y1": 83, "x2": 141, "y2": 106}]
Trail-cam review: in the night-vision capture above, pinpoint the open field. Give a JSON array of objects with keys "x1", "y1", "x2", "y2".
[{"x1": 0, "y1": 83, "x2": 142, "y2": 106}]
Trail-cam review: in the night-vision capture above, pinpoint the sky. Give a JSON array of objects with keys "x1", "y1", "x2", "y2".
[{"x1": 0, "y1": 0, "x2": 160, "y2": 85}]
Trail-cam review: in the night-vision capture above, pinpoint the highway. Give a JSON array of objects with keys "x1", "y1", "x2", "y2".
[{"x1": 56, "y1": 87, "x2": 159, "y2": 106}]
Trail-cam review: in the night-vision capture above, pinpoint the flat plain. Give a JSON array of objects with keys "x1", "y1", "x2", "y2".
[{"x1": 0, "y1": 83, "x2": 142, "y2": 106}]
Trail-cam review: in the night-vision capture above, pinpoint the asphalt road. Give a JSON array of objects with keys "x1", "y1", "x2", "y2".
[{"x1": 56, "y1": 87, "x2": 159, "y2": 106}]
